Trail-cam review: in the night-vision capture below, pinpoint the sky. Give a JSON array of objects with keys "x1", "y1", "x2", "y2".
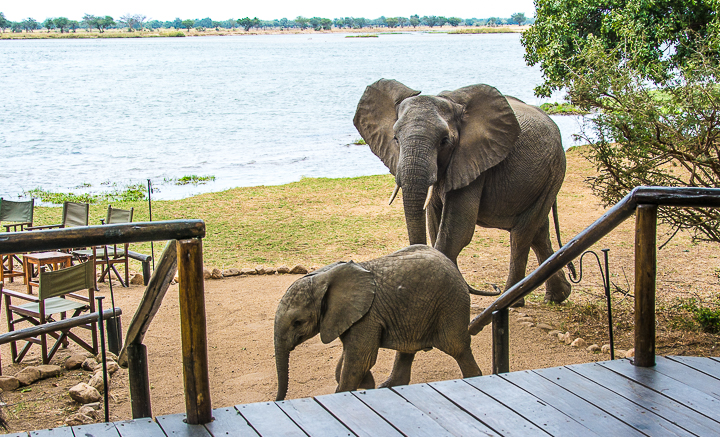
[{"x1": 3, "y1": 0, "x2": 536, "y2": 22}]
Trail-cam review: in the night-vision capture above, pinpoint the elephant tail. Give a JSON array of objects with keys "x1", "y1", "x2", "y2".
[
  {"x1": 467, "y1": 283, "x2": 503, "y2": 296},
  {"x1": 552, "y1": 200, "x2": 577, "y2": 280}
]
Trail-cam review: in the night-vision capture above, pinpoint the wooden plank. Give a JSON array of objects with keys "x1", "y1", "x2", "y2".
[
  {"x1": 499, "y1": 370, "x2": 644, "y2": 437},
  {"x1": 203, "y1": 407, "x2": 259, "y2": 437},
  {"x1": 392, "y1": 383, "x2": 499, "y2": 437},
  {"x1": 466, "y1": 374, "x2": 599, "y2": 436},
  {"x1": 71, "y1": 422, "x2": 120, "y2": 436},
  {"x1": 236, "y1": 401, "x2": 306, "y2": 437},
  {"x1": 118, "y1": 240, "x2": 177, "y2": 367},
  {"x1": 156, "y1": 414, "x2": 212, "y2": 437},
  {"x1": 352, "y1": 388, "x2": 454, "y2": 437},
  {"x1": 113, "y1": 418, "x2": 167, "y2": 437},
  {"x1": 599, "y1": 359, "x2": 720, "y2": 422},
  {"x1": 429, "y1": 379, "x2": 547, "y2": 437},
  {"x1": 277, "y1": 397, "x2": 352, "y2": 436},
  {"x1": 0, "y1": 220, "x2": 205, "y2": 254},
  {"x1": 652, "y1": 357, "x2": 720, "y2": 399},
  {"x1": 28, "y1": 428, "x2": 73, "y2": 436},
  {"x1": 569, "y1": 362, "x2": 720, "y2": 435},
  {"x1": 315, "y1": 392, "x2": 402, "y2": 437},
  {"x1": 535, "y1": 366, "x2": 694, "y2": 436},
  {"x1": 667, "y1": 355, "x2": 720, "y2": 379}
]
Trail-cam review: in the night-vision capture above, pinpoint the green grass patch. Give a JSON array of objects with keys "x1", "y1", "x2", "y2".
[
  {"x1": 164, "y1": 175, "x2": 216, "y2": 186},
  {"x1": 448, "y1": 28, "x2": 516, "y2": 34},
  {"x1": 346, "y1": 34, "x2": 378, "y2": 38}
]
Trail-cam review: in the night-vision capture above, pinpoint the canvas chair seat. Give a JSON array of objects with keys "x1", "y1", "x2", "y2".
[{"x1": 2, "y1": 261, "x2": 97, "y2": 365}]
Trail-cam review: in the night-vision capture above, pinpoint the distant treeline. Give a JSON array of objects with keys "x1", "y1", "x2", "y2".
[{"x1": 0, "y1": 12, "x2": 532, "y2": 33}]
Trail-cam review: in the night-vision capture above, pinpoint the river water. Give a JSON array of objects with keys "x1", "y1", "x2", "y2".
[{"x1": 1, "y1": 32, "x2": 585, "y2": 201}]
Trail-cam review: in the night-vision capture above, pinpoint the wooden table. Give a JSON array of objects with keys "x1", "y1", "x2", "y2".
[{"x1": 22, "y1": 252, "x2": 73, "y2": 294}]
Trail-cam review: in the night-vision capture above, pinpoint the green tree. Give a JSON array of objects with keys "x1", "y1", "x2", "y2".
[
  {"x1": 119, "y1": 14, "x2": 145, "y2": 31},
  {"x1": 524, "y1": 0, "x2": 720, "y2": 242},
  {"x1": 447, "y1": 17, "x2": 462, "y2": 27},
  {"x1": 309, "y1": 17, "x2": 321, "y2": 30},
  {"x1": 423, "y1": 16, "x2": 438, "y2": 27},
  {"x1": 409, "y1": 15, "x2": 420, "y2": 27},
  {"x1": 68, "y1": 19, "x2": 79, "y2": 32},
  {"x1": 386, "y1": 17, "x2": 399, "y2": 28},
  {"x1": 295, "y1": 16, "x2": 309, "y2": 29},
  {"x1": 238, "y1": 17, "x2": 260, "y2": 31},
  {"x1": 397, "y1": 17, "x2": 407, "y2": 27},
  {"x1": 320, "y1": 18, "x2": 332, "y2": 30},
  {"x1": 510, "y1": 12, "x2": 526, "y2": 25},
  {"x1": 0, "y1": 12, "x2": 10, "y2": 32},
  {"x1": 83, "y1": 15, "x2": 115, "y2": 33},
  {"x1": 42, "y1": 18, "x2": 55, "y2": 32},
  {"x1": 54, "y1": 16, "x2": 70, "y2": 33},
  {"x1": 181, "y1": 19, "x2": 195, "y2": 31},
  {"x1": 437, "y1": 16, "x2": 448, "y2": 27},
  {"x1": 486, "y1": 17, "x2": 498, "y2": 27}
]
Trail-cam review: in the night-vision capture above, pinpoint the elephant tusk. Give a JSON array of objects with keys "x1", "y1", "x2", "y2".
[
  {"x1": 423, "y1": 185, "x2": 434, "y2": 210},
  {"x1": 388, "y1": 184, "x2": 400, "y2": 205}
]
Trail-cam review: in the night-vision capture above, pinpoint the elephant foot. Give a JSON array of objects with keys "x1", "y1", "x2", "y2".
[
  {"x1": 510, "y1": 297, "x2": 525, "y2": 307},
  {"x1": 544, "y1": 271, "x2": 572, "y2": 304}
]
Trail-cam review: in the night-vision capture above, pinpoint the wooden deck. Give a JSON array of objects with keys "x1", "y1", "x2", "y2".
[{"x1": 6, "y1": 356, "x2": 720, "y2": 437}]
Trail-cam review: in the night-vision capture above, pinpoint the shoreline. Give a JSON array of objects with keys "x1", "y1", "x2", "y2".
[{"x1": 0, "y1": 25, "x2": 528, "y2": 39}]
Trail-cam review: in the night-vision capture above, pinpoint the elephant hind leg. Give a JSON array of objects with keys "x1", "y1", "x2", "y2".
[
  {"x1": 454, "y1": 348, "x2": 481, "y2": 379},
  {"x1": 379, "y1": 352, "x2": 416, "y2": 388},
  {"x1": 530, "y1": 218, "x2": 571, "y2": 303}
]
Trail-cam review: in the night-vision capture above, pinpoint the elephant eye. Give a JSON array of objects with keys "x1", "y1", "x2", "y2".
[
  {"x1": 293, "y1": 320, "x2": 304, "y2": 327},
  {"x1": 441, "y1": 137, "x2": 453, "y2": 147}
]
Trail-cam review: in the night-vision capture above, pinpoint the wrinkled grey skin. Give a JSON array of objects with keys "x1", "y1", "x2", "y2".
[
  {"x1": 354, "y1": 79, "x2": 571, "y2": 304},
  {"x1": 274, "y1": 245, "x2": 481, "y2": 401}
]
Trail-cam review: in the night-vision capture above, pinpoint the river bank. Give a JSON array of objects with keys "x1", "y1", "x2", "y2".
[{"x1": 0, "y1": 25, "x2": 527, "y2": 39}]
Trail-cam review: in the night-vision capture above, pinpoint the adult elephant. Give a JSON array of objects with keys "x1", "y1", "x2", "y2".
[{"x1": 353, "y1": 79, "x2": 571, "y2": 304}]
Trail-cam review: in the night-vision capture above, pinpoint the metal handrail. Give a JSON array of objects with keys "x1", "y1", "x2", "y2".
[{"x1": 470, "y1": 186, "x2": 720, "y2": 334}]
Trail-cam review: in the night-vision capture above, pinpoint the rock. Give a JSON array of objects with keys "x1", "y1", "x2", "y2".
[
  {"x1": 100, "y1": 361, "x2": 120, "y2": 375},
  {"x1": 211, "y1": 268, "x2": 223, "y2": 279},
  {"x1": 173, "y1": 274, "x2": 179, "y2": 284},
  {"x1": 289, "y1": 265, "x2": 308, "y2": 275},
  {"x1": 65, "y1": 413, "x2": 94, "y2": 426},
  {"x1": 516, "y1": 312, "x2": 527, "y2": 318},
  {"x1": 625, "y1": 348, "x2": 635, "y2": 358},
  {"x1": 570, "y1": 338, "x2": 587, "y2": 348},
  {"x1": 203, "y1": 267, "x2": 212, "y2": 279},
  {"x1": 264, "y1": 267, "x2": 277, "y2": 275},
  {"x1": 519, "y1": 322, "x2": 535, "y2": 328},
  {"x1": 548, "y1": 330, "x2": 561, "y2": 337},
  {"x1": 69, "y1": 383, "x2": 102, "y2": 404},
  {"x1": 565, "y1": 334, "x2": 574, "y2": 345},
  {"x1": 15, "y1": 367, "x2": 41, "y2": 386},
  {"x1": 96, "y1": 352, "x2": 118, "y2": 363},
  {"x1": 601, "y1": 344, "x2": 611, "y2": 354},
  {"x1": 587, "y1": 344, "x2": 601, "y2": 352},
  {"x1": 240, "y1": 268, "x2": 256, "y2": 275},
  {"x1": 78, "y1": 405, "x2": 100, "y2": 420},
  {"x1": 65, "y1": 355, "x2": 86, "y2": 370},
  {"x1": 536, "y1": 323, "x2": 553, "y2": 331},
  {"x1": 82, "y1": 358, "x2": 98, "y2": 372},
  {"x1": 223, "y1": 268, "x2": 241, "y2": 277},
  {"x1": 615, "y1": 349, "x2": 626, "y2": 357},
  {"x1": 516, "y1": 317, "x2": 534, "y2": 323},
  {"x1": 88, "y1": 372, "x2": 104, "y2": 392},
  {"x1": 130, "y1": 273, "x2": 144, "y2": 285},
  {"x1": 277, "y1": 266, "x2": 290, "y2": 274},
  {"x1": 254, "y1": 265, "x2": 266, "y2": 275},
  {"x1": 0, "y1": 376, "x2": 20, "y2": 391},
  {"x1": 37, "y1": 365, "x2": 62, "y2": 379}
]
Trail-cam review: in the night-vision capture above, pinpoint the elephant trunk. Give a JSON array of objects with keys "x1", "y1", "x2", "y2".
[
  {"x1": 275, "y1": 342, "x2": 290, "y2": 401},
  {"x1": 396, "y1": 140, "x2": 437, "y2": 246},
  {"x1": 402, "y1": 188, "x2": 429, "y2": 245}
]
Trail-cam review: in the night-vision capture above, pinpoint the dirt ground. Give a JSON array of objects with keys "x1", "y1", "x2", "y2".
[{"x1": 1, "y1": 148, "x2": 718, "y2": 433}]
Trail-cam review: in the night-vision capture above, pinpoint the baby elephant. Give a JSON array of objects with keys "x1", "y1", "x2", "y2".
[{"x1": 274, "y1": 245, "x2": 481, "y2": 401}]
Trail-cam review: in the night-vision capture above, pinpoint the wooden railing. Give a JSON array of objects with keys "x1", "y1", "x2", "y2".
[
  {"x1": 469, "y1": 187, "x2": 720, "y2": 372},
  {"x1": 0, "y1": 220, "x2": 212, "y2": 424}
]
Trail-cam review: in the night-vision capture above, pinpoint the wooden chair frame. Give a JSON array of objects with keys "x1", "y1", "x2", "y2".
[{"x1": 0, "y1": 198, "x2": 34, "y2": 284}]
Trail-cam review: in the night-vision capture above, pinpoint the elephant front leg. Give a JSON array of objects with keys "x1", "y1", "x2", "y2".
[
  {"x1": 379, "y1": 352, "x2": 416, "y2": 388},
  {"x1": 531, "y1": 218, "x2": 571, "y2": 303},
  {"x1": 434, "y1": 182, "x2": 483, "y2": 264},
  {"x1": 335, "y1": 355, "x2": 375, "y2": 389}
]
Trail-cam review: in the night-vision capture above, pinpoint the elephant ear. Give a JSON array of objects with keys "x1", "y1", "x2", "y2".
[
  {"x1": 353, "y1": 79, "x2": 421, "y2": 175},
  {"x1": 438, "y1": 84, "x2": 521, "y2": 191},
  {"x1": 315, "y1": 261, "x2": 376, "y2": 344}
]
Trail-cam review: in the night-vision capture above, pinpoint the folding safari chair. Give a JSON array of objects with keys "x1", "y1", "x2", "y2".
[
  {"x1": 0, "y1": 198, "x2": 35, "y2": 284},
  {"x1": 73, "y1": 205, "x2": 134, "y2": 288},
  {"x1": 27, "y1": 201, "x2": 89, "y2": 230},
  {"x1": 2, "y1": 261, "x2": 97, "y2": 364}
]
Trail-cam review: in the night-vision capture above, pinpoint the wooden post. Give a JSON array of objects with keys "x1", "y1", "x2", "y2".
[
  {"x1": 127, "y1": 343, "x2": 152, "y2": 419},
  {"x1": 492, "y1": 309, "x2": 509, "y2": 374},
  {"x1": 177, "y1": 238, "x2": 212, "y2": 424},
  {"x1": 634, "y1": 204, "x2": 657, "y2": 367}
]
